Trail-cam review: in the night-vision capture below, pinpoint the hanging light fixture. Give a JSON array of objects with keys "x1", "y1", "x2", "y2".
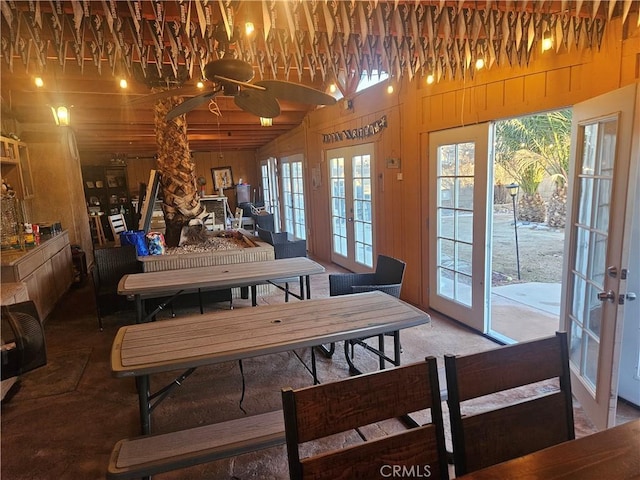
[
  {"x1": 51, "y1": 106, "x2": 70, "y2": 126},
  {"x1": 260, "y1": 117, "x2": 273, "y2": 127},
  {"x1": 542, "y1": 29, "x2": 553, "y2": 52}
]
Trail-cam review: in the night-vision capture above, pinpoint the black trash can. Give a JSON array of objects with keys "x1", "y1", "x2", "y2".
[{"x1": 71, "y1": 245, "x2": 87, "y2": 285}]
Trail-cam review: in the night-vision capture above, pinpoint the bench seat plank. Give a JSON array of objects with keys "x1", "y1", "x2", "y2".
[{"x1": 107, "y1": 410, "x2": 285, "y2": 479}]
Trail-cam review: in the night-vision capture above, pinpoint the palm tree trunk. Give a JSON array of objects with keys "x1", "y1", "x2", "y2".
[{"x1": 153, "y1": 95, "x2": 206, "y2": 247}]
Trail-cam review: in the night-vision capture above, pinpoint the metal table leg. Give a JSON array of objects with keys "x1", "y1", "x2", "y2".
[
  {"x1": 251, "y1": 285, "x2": 257, "y2": 306},
  {"x1": 135, "y1": 295, "x2": 144, "y2": 324},
  {"x1": 137, "y1": 375, "x2": 151, "y2": 435}
]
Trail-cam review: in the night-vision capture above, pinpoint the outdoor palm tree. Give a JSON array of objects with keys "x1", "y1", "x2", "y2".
[{"x1": 494, "y1": 109, "x2": 571, "y2": 226}]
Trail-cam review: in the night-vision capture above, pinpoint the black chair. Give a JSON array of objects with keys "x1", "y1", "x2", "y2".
[
  {"x1": 328, "y1": 254, "x2": 406, "y2": 373},
  {"x1": 282, "y1": 357, "x2": 449, "y2": 480},
  {"x1": 91, "y1": 245, "x2": 141, "y2": 330},
  {"x1": 252, "y1": 212, "x2": 275, "y2": 232},
  {"x1": 445, "y1": 331, "x2": 575, "y2": 476},
  {"x1": 257, "y1": 226, "x2": 307, "y2": 302}
]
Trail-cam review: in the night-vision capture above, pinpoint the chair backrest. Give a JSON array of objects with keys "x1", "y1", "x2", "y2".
[
  {"x1": 256, "y1": 225, "x2": 273, "y2": 244},
  {"x1": 232, "y1": 208, "x2": 242, "y2": 229},
  {"x1": 373, "y1": 254, "x2": 406, "y2": 285},
  {"x1": 108, "y1": 213, "x2": 127, "y2": 244},
  {"x1": 445, "y1": 331, "x2": 575, "y2": 476},
  {"x1": 253, "y1": 212, "x2": 275, "y2": 232},
  {"x1": 93, "y1": 244, "x2": 141, "y2": 288},
  {"x1": 282, "y1": 357, "x2": 449, "y2": 480}
]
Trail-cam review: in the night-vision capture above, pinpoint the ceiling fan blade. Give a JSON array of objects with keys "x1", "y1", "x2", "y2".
[
  {"x1": 212, "y1": 75, "x2": 266, "y2": 91},
  {"x1": 126, "y1": 86, "x2": 204, "y2": 105},
  {"x1": 256, "y1": 80, "x2": 337, "y2": 106},
  {"x1": 234, "y1": 90, "x2": 281, "y2": 118},
  {"x1": 166, "y1": 91, "x2": 219, "y2": 120}
]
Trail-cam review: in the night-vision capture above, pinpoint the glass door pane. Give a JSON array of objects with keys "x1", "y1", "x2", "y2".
[{"x1": 281, "y1": 154, "x2": 306, "y2": 240}]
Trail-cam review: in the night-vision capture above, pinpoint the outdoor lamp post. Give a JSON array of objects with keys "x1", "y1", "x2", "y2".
[{"x1": 506, "y1": 182, "x2": 521, "y2": 280}]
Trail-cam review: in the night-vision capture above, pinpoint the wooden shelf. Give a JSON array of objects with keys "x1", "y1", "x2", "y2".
[{"x1": 1, "y1": 136, "x2": 35, "y2": 200}]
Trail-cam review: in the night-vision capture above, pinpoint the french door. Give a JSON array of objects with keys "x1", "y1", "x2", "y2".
[
  {"x1": 428, "y1": 124, "x2": 492, "y2": 332},
  {"x1": 280, "y1": 154, "x2": 306, "y2": 240},
  {"x1": 327, "y1": 144, "x2": 375, "y2": 272},
  {"x1": 562, "y1": 84, "x2": 639, "y2": 430},
  {"x1": 260, "y1": 157, "x2": 280, "y2": 230}
]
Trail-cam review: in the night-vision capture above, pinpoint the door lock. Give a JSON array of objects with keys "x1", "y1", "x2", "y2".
[{"x1": 597, "y1": 290, "x2": 616, "y2": 303}]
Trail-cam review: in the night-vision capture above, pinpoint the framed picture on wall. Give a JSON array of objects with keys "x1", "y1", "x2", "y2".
[{"x1": 211, "y1": 166, "x2": 235, "y2": 190}]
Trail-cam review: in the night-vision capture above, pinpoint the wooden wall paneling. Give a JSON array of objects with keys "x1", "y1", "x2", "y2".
[
  {"x1": 504, "y1": 77, "x2": 526, "y2": 108},
  {"x1": 26, "y1": 128, "x2": 92, "y2": 261},
  {"x1": 485, "y1": 81, "x2": 506, "y2": 117},
  {"x1": 524, "y1": 72, "x2": 547, "y2": 108},
  {"x1": 546, "y1": 68, "x2": 572, "y2": 99},
  {"x1": 419, "y1": 131, "x2": 431, "y2": 309},
  {"x1": 474, "y1": 84, "x2": 489, "y2": 118},
  {"x1": 396, "y1": 85, "x2": 423, "y2": 303}
]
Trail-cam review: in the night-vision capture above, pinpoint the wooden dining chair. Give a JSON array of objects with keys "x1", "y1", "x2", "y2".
[
  {"x1": 444, "y1": 331, "x2": 575, "y2": 477},
  {"x1": 108, "y1": 213, "x2": 127, "y2": 245},
  {"x1": 281, "y1": 357, "x2": 449, "y2": 480}
]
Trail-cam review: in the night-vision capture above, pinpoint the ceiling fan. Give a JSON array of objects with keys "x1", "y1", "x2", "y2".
[{"x1": 131, "y1": 58, "x2": 337, "y2": 121}]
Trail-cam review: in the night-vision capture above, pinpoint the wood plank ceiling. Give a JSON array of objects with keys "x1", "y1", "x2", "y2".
[{"x1": 1, "y1": 1, "x2": 636, "y2": 156}]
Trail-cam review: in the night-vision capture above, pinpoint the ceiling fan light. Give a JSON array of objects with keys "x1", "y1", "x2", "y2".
[
  {"x1": 329, "y1": 83, "x2": 337, "y2": 93},
  {"x1": 260, "y1": 117, "x2": 273, "y2": 127}
]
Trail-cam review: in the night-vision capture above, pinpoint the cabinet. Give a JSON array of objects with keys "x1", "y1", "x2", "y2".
[
  {"x1": 0, "y1": 136, "x2": 34, "y2": 200},
  {"x1": 82, "y1": 165, "x2": 133, "y2": 243},
  {"x1": 0, "y1": 231, "x2": 72, "y2": 320}
]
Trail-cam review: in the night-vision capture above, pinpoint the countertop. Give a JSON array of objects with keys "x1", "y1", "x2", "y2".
[{"x1": 0, "y1": 232, "x2": 68, "y2": 267}]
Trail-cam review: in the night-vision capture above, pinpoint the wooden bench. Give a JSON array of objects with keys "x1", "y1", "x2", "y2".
[{"x1": 107, "y1": 410, "x2": 285, "y2": 479}]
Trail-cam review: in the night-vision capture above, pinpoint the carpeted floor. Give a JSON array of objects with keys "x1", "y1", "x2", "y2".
[{"x1": 0, "y1": 260, "x2": 620, "y2": 479}]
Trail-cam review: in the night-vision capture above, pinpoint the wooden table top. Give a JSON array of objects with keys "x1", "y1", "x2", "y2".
[
  {"x1": 117, "y1": 256, "x2": 325, "y2": 297},
  {"x1": 459, "y1": 418, "x2": 640, "y2": 479},
  {"x1": 111, "y1": 291, "x2": 430, "y2": 377}
]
